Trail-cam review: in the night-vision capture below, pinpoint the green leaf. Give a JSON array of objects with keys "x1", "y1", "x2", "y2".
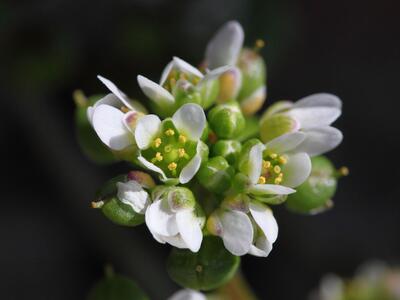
[
  {"x1": 87, "y1": 275, "x2": 149, "y2": 300},
  {"x1": 167, "y1": 236, "x2": 240, "y2": 291}
]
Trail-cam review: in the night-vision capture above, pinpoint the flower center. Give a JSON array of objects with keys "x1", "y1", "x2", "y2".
[
  {"x1": 162, "y1": 69, "x2": 201, "y2": 92},
  {"x1": 142, "y1": 127, "x2": 197, "y2": 178},
  {"x1": 258, "y1": 152, "x2": 287, "y2": 185}
]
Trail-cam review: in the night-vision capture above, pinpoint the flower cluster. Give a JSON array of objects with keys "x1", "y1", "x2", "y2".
[{"x1": 84, "y1": 21, "x2": 343, "y2": 258}]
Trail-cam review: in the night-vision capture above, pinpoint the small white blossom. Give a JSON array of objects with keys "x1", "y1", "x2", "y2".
[{"x1": 116, "y1": 180, "x2": 150, "y2": 214}]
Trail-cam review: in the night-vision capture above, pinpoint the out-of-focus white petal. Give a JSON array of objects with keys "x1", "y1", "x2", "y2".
[
  {"x1": 160, "y1": 60, "x2": 174, "y2": 85},
  {"x1": 145, "y1": 200, "x2": 178, "y2": 236},
  {"x1": 281, "y1": 152, "x2": 312, "y2": 188},
  {"x1": 249, "y1": 184, "x2": 296, "y2": 195},
  {"x1": 172, "y1": 57, "x2": 204, "y2": 79},
  {"x1": 179, "y1": 153, "x2": 201, "y2": 184},
  {"x1": 137, "y1": 75, "x2": 175, "y2": 105},
  {"x1": 168, "y1": 289, "x2": 206, "y2": 300},
  {"x1": 92, "y1": 105, "x2": 132, "y2": 150},
  {"x1": 200, "y1": 65, "x2": 233, "y2": 83},
  {"x1": 265, "y1": 132, "x2": 306, "y2": 154},
  {"x1": 97, "y1": 75, "x2": 133, "y2": 109},
  {"x1": 205, "y1": 20, "x2": 244, "y2": 69},
  {"x1": 116, "y1": 181, "x2": 150, "y2": 214},
  {"x1": 162, "y1": 234, "x2": 188, "y2": 249},
  {"x1": 87, "y1": 94, "x2": 122, "y2": 124},
  {"x1": 176, "y1": 210, "x2": 202, "y2": 252},
  {"x1": 296, "y1": 126, "x2": 343, "y2": 156},
  {"x1": 249, "y1": 201, "x2": 278, "y2": 243},
  {"x1": 287, "y1": 106, "x2": 341, "y2": 128},
  {"x1": 248, "y1": 235, "x2": 273, "y2": 257},
  {"x1": 220, "y1": 210, "x2": 253, "y2": 256},
  {"x1": 135, "y1": 114, "x2": 161, "y2": 149},
  {"x1": 137, "y1": 155, "x2": 168, "y2": 181},
  {"x1": 172, "y1": 103, "x2": 206, "y2": 141},
  {"x1": 247, "y1": 144, "x2": 264, "y2": 184},
  {"x1": 294, "y1": 93, "x2": 342, "y2": 109}
]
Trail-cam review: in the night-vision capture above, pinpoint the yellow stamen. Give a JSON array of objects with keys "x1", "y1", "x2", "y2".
[
  {"x1": 339, "y1": 166, "x2": 349, "y2": 176},
  {"x1": 155, "y1": 152, "x2": 163, "y2": 161},
  {"x1": 168, "y1": 162, "x2": 177, "y2": 171},
  {"x1": 273, "y1": 165, "x2": 281, "y2": 174},
  {"x1": 179, "y1": 134, "x2": 187, "y2": 144},
  {"x1": 121, "y1": 106, "x2": 130, "y2": 113},
  {"x1": 258, "y1": 176, "x2": 266, "y2": 184},
  {"x1": 154, "y1": 138, "x2": 162, "y2": 148},
  {"x1": 179, "y1": 73, "x2": 187, "y2": 80},
  {"x1": 274, "y1": 177, "x2": 282, "y2": 184},
  {"x1": 169, "y1": 78, "x2": 176, "y2": 88},
  {"x1": 178, "y1": 148, "x2": 186, "y2": 158},
  {"x1": 165, "y1": 129, "x2": 175, "y2": 136},
  {"x1": 255, "y1": 39, "x2": 265, "y2": 51},
  {"x1": 278, "y1": 173, "x2": 283, "y2": 178},
  {"x1": 279, "y1": 156, "x2": 287, "y2": 164},
  {"x1": 263, "y1": 160, "x2": 271, "y2": 169},
  {"x1": 270, "y1": 153, "x2": 278, "y2": 159}
]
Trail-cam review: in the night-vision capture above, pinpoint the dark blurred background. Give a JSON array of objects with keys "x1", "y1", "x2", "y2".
[{"x1": 1, "y1": 0, "x2": 399, "y2": 299}]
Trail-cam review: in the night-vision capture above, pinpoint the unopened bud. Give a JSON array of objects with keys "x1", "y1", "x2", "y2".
[
  {"x1": 167, "y1": 187, "x2": 196, "y2": 211},
  {"x1": 208, "y1": 102, "x2": 245, "y2": 139},
  {"x1": 217, "y1": 67, "x2": 242, "y2": 103},
  {"x1": 211, "y1": 140, "x2": 242, "y2": 165},
  {"x1": 259, "y1": 113, "x2": 300, "y2": 143},
  {"x1": 127, "y1": 171, "x2": 156, "y2": 189}
]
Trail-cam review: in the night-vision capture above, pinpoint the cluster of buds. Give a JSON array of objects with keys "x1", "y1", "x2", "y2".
[{"x1": 77, "y1": 21, "x2": 346, "y2": 291}]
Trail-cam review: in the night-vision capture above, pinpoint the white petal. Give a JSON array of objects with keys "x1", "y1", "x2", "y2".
[
  {"x1": 92, "y1": 105, "x2": 132, "y2": 150},
  {"x1": 117, "y1": 181, "x2": 150, "y2": 214},
  {"x1": 200, "y1": 65, "x2": 233, "y2": 83},
  {"x1": 281, "y1": 152, "x2": 312, "y2": 187},
  {"x1": 137, "y1": 75, "x2": 175, "y2": 105},
  {"x1": 179, "y1": 153, "x2": 201, "y2": 184},
  {"x1": 123, "y1": 111, "x2": 142, "y2": 134},
  {"x1": 160, "y1": 60, "x2": 174, "y2": 85},
  {"x1": 248, "y1": 235, "x2": 273, "y2": 257},
  {"x1": 162, "y1": 234, "x2": 189, "y2": 249},
  {"x1": 205, "y1": 20, "x2": 244, "y2": 69},
  {"x1": 296, "y1": 126, "x2": 343, "y2": 156},
  {"x1": 150, "y1": 232, "x2": 166, "y2": 244},
  {"x1": 249, "y1": 184, "x2": 296, "y2": 195},
  {"x1": 220, "y1": 210, "x2": 253, "y2": 256},
  {"x1": 172, "y1": 103, "x2": 206, "y2": 141},
  {"x1": 249, "y1": 202, "x2": 278, "y2": 243},
  {"x1": 265, "y1": 132, "x2": 306, "y2": 154},
  {"x1": 176, "y1": 210, "x2": 203, "y2": 252},
  {"x1": 145, "y1": 200, "x2": 178, "y2": 236},
  {"x1": 134, "y1": 114, "x2": 161, "y2": 149},
  {"x1": 168, "y1": 289, "x2": 206, "y2": 300},
  {"x1": 287, "y1": 106, "x2": 341, "y2": 128},
  {"x1": 172, "y1": 57, "x2": 204, "y2": 78},
  {"x1": 247, "y1": 144, "x2": 264, "y2": 184},
  {"x1": 87, "y1": 94, "x2": 122, "y2": 124},
  {"x1": 137, "y1": 155, "x2": 168, "y2": 181},
  {"x1": 294, "y1": 93, "x2": 342, "y2": 109},
  {"x1": 97, "y1": 75, "x2": 133, "y2": 109}
]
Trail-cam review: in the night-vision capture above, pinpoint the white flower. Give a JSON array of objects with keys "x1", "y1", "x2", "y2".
[
  {"x1": 208, "y1": 197, "x2": 278, "y2": 257},
  {"x1": 145, "y1": 187, "x2": 204, "y2": 252},
  {"x1": 89, "y1": 75, "x2": 145, "y2": 151},
  {"x1": 135, "y1": 103, "x2": 207, "y2": 184},
  {"x1": 205, "y1": 20, "x2": 244, "y2": 69},
  {"x1": 137, "y1": 56, "x2": 230, "y2": 114},
  {"x1": 168, "y1": 289, "x2": 206, "y2": 300},
  {"x1": 262, "y1": 93, "x2": 343, "y2": 156},
  {"x1": 116, "y1": 180, "x2": 150, "y2": 214}
]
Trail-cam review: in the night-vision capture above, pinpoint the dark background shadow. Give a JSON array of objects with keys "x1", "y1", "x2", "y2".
[{"x1": 1, "y1": 0, "x2": 399, "y2": 299}]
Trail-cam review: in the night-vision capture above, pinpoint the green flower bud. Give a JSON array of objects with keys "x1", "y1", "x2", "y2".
[
  {"x1": 259, "y1": 113, "x2": 299, "y2": 143},
  {"x1": 211, "y1": 140, "x2": 242, "y2": 165},
  {"x1": 231, "y1": 173, "x2": 251, "y2": 194},
  {"x1": 87, "y1": 271, "x2": 149, "y2": 300},
  {"x1": 237, "y1": 138, "x2": 263, "y2": 175},
  {"x1": 217, "y1": 67, "x2": 242, "y2": 103},
  {"x1": 286, "y1": 156, "x2": 342, "y2": 214},
  {"x1": 237, "y1": 48, "x2": 267, "y2": 115},
  {"x1": 166, "y1": 236, "x2": 240, "y2": 291},
  {"x1": 260, "y1": 100, "x2": 293, "y2": 120},
  {"x1": 127, "y1": 171, "x2": 156, "y2": 189},
  {"x1": 167, "y1": 187, "x2": 196, "y2": 211},
  {"x1": 208, "y1": 102, "x2": 245, "y2": 139},
  {"x1": 196, "y1": 156, "x2": 235, "y2": 194}
]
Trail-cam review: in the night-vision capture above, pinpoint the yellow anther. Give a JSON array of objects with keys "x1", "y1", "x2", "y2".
[
  {"x1": 169, "y1": 78, "x2": 176, "y2": 87},
  {"x1": 270, "y1": 153, "x2": 278, "y2": 159},
  {"x1": 339, "y1": 166, "x2": 349, "y2": 177},
  {"x1": 179, "y1": 134, "x2": 187, "y2": 144},
  {"x1": 273, "y1": 165, "x2": 281, "y2": 174},
  {"x1": 178, "y1": 148, "x2": 186, "y2": 158},
  {"x1": 164, "y1": 145, "x2": 172, "y2": 153},
  {"x1": 278, "y1": 172, "x2": 283, "y2": 178},
  {"x1": 154, "y1": 138, "x2": 162, "y2": 148},
  {"x1": 274, "y1": 177, "x2": 282, "y2": 184},
  {"x1": 258, "y1": 176, "x2": 266, "y2": 184},
  {"x1": 255, "y1": 39, "x2": 265, "y2": 50},
  {"x1": 179, "y1": 73, "x2": 188, "y2": 80},
  {"x1": 165, "y1": 129, "x2": 175, "y2": 136},
  {"x1": 168, "y1": 162, "x2": 177, "y2": 171},
  {"x1": 120, "y1": 106, "x2": 130, "y2": 113},
  {"x1": 278, "y1": 156, "x2": 287, "y2": 164},
  {"x1": 155, "y1": 152, "x2": 163, "y2": 161},
  {"x1": 263, "y1": 160, "x2": 271, "y2": 169}
]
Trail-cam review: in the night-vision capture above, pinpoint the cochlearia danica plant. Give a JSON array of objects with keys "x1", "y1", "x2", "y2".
[{"x1": 75, "y1": 21, "x2": 348, "y2": 294}]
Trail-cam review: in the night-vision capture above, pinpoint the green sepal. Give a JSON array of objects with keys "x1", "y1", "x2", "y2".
[
  {"x1": 211, "y1": 140, "x2": 242, "y2": 165},
  {"x1": 198, "y1": 77, "x2": 220, "y2": 109},
  {"x1": 74, "y1": 94, "x2": 117, "y2": 164},
  {"x1": 259, "y1": 113, "x2": 299, "y2": 143},
  {"x1": 237, "y1": 138, "x2": 263, "y2": 174},
  {"x1": 236, "y1": 116, "x2": 260, "y2": 142},
  {"x1": 286, "y1": 156, "x2": 338, "y2": 214},
  {"x1": 196, "y1": 156, "x2": 235, "y2": 194},
  {"x1": 208, "y1": 102, "x2": 245, "y2": 139},
  {"x1": 87, "y1": 274, "x2": 149, "y2": 300},
  {"x1": 166, "y1": 236, "x2": 240, "y2": 291}
]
